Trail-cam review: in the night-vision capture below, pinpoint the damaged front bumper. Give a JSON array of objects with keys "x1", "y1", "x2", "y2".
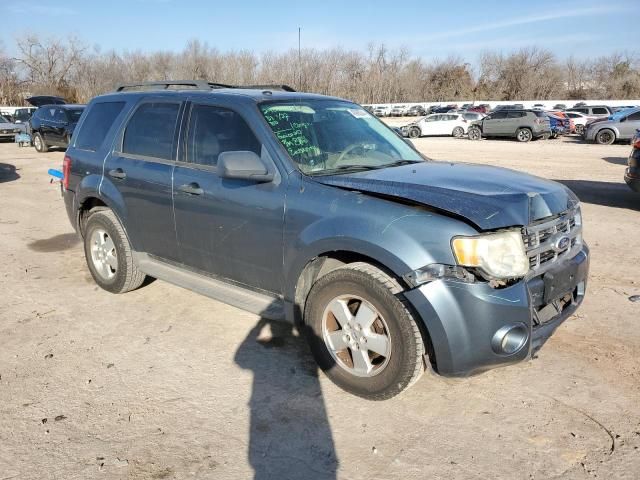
[{"x1": 403, "y1": 244, "x2": 589, "y2": 376}]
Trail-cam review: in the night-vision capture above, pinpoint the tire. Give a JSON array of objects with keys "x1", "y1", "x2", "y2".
[
  {"x1": 83, "y1": 209, "x2": 146, "y2": 294},
  {"x1": 304, "y1": 262, "x2": 425, "y2": 400},
  {"x1": 33, "y1": 132, "x2": 48, "y2": 152},
  {"x1": 575, "y1": 124, "x2": 584, "y2": 135},
  {"x1": 516, "y1": 128, "x2": 532, "y2": 142},
  {"x1": 468, "y1": 126, "x2": 482, "y2": 140},
  {"x1": 408, "y1": 127, "x2": 421, "y2": 139},
  {"x1": 595, "y1": 129, "x2": 615, "y2": 145},
  {"x1": 452, "y1": 126, "x2": 464, "y2": 138}
]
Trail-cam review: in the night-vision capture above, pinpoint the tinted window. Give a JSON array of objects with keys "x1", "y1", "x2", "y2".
[
  {"x1": 592, "y1": 107, "x2": 609, "y2": 115},
  {"x1": 627, "y1": 111, "x2": 640, "y2": 121},
  {"x1": 54, "y1": 108, "x2": 67, "y2": 122},
  {"x1": 75, "y1": 102, "x2": 125, "y2": 151},
  {"x1": 122, "y1": 102, "x2": 180, "y2": 159},
  {"x1": 67, "y1": 108, "x2": 84, "y2": 122},
  {"x1": 490, "y1": 111, "x2": 508, "y2": 119},
  {"x1": 186, "y1": 104, "x2": 261, "y2": 167},
  {"x1": 507, "y1": 111, "x2": 525, "y2": 118}
]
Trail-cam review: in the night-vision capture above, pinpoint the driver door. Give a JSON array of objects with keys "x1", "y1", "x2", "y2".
[
  {"x1": 172, "y1": 102, "x2": 286, "y2": 293},
  {"x1": 419, "y1": 115, "x2": 440, "y2": 136}
]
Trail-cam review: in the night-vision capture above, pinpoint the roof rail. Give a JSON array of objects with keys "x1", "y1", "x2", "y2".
[{"x1": 114, "y1": 80, "x2": 296, "y2": 93}]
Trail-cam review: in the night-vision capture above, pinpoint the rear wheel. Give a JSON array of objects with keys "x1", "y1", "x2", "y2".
[
  {"x1": 452, "y1": 126, "x2": 465, "y2": 138},
  {"x1": 33, "y1": 133, "x2": 48, "y2": 152},
  {"x1": 84, "y1": 209, "x2": 146, "y2": 294},
  {"x1": 304, "y1": 262, "x2": 425, "y2": 400},
  {"x1": 516, "y1": 128, "x2": 532, "y2": 142},
  {"x1": 468, "y1": 126, "x2": 482, "y2": 140},
  {"x1": 595, "y1": 129, "x2": 615, "y2": 145},
  {"x1": 408, "y1": 127, "x2": 421, "y2": 138}
]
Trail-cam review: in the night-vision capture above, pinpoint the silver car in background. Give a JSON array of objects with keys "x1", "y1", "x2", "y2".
[{"x1": 584, "y1": 107, "x2": 640, "y2": 144}]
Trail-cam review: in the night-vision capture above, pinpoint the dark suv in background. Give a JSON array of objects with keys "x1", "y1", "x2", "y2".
[
  {"x1": 30, "y1": 104, "x2": 85, "y2": 152},
  {"x1": 468, "y1": 109, "x2": 551, "y2": 142},
  {"x1": 60, "y1": 80, "x2": 588, "y2": 400}
]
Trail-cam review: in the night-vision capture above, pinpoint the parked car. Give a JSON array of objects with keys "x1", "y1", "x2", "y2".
[
  {"x1": 468, "y1": 109, "x2": 551, "y2": 142},
  {"x1": 552, "y1": 104, "x2": 567, "y2": 110},
  {"x1": 432, "y1": 105, "x2": 458, "y2": 114},
  {"x1": 11, "y1": 107, "x2": 37, "y2": 125},
  {"x1": 566, "y1": 105, "x2": 612, "y2": 117},
  {"x1": 390, "y1": 105, "x2": 407, "y2": 117},
  {"x1": 373, "y1": 105, "x2": 392, "y2": 117},
  {"x1": 61, "y1": 80, "x2": 588, "y2": 400},
  {"x1": 460, "y1": 103, "x2": 473, "y2": 110},
  {"x1": 406, "y1": 105, "x2": 427, "y2": 116},
  {"x1": 532, "y1": 103, "x2": 546, "y2": 110},
  {"x1": 625, "y1": 129, "x2": 640, "y2": 192},
  {"x1": 402, "y1": 113, "x2": 469, "y2": 138},
  {"x1": 563, "y1": 111, "x2": 592, "y2": 135},
  {"x1": 0, "y1": 114, "x2": 26, "y2": 141},
  {"x1": 29, "y1": 104, "x2": 85, "y2": 152},
  {"x1": 549, "y1": 111, "x2": 575, "y2": 134},
  {"x1": 583, "y1": 107, "x2": 640, "y2": 145},
  {"x1": 468, "y1": 104, "x2": 490, "y2": 114},
  {"x1": 545, "y1": 113, "x2": 567, "y2": 138}
]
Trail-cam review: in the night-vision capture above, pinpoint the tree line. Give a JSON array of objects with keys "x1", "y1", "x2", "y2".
[{"x1": 1, "y1": 35, "x2": 639, "y2": 105}]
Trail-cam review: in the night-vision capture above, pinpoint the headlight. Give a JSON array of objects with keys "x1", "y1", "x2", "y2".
[{"x1": 451, "y1": 230, "x2": 529, "y2": 279}]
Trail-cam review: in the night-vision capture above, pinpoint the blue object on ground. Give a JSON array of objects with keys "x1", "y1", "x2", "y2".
[{"x1": 48, "y1": 169, "x2": 63, "y2": 179}]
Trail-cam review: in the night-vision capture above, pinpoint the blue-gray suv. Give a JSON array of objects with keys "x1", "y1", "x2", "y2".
[{"x1": 62, "y1": 81, "x2": 589, "y2": 400}]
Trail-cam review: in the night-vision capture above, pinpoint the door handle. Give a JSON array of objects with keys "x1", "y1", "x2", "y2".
[
  {"x1": 108, "y1": 168, "x2": 126, "y2": 180},
  {"x1": 177, "y1": 183, "x2": 204, "y2": 195}
]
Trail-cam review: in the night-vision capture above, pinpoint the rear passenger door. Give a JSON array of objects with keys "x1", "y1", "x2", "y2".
[
  {"x1": 506, "y1": 111, "x2": 526, "y2": 135},
  {"x1": 172, "y1": 102, "x2": 285, "y2": 293},
  {"x1": 104, "y1": 99, "x2": 182, "y2": 261}
]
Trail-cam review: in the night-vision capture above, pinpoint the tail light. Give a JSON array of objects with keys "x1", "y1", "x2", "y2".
[{"x1": 62, "y1": 155, "x2": 71, "y2": 190}]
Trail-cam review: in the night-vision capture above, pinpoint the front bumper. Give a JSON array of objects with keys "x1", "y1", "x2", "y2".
[{"x1": 404, "y1": 245, "x2": 589, "y2": 376}]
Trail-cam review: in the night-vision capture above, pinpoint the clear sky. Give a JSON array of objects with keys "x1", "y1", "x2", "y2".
[{"x1": 1, "y1": 0, "x2": 636, "y2": 61}]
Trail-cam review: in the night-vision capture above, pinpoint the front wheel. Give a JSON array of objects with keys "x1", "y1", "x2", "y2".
[
  {"x1": 595, "y1": 129, "x2": 615, "y2": 145},
  {"x1": 408, "y1": 127, "x2": 421, "y2": 138},
  {"x1": 575, "y1": 124, "x2": 584, "y2": 135},
  {"x1": 304, "y1": 262, "x2": 425, "y2": 400},
  {"x1": 516, "y1": 128, "x2": 532, "y2": 142},
  {"x1": 468, "y1": 126, "x2": 482, "y2": 140},
  {"x1": 452, "y1": 126, "x2": 465, "y2": 138}
]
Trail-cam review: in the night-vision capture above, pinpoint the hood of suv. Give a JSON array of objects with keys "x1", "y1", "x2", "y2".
[{"x1": 315, "y1": 161, "x2": 578, "y2": 230}]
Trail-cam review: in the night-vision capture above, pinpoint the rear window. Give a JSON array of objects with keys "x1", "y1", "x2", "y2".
[
  {"x1": 75, "y1": 102, "x2": 125, "y2": 151},
  {"x1": 592, "y1": 107, "x2": 609, "y2": 115},
  {"x1": 122, "y1": 102, "x2": 180, "y2": 159}
]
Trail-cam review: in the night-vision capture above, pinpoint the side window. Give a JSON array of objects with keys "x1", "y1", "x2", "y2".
[
  {"x1": 45, "y1": 108, "x2": 57, "y2": 120},
  {"x1": 54, "y1": 108, "x2": 67, "y2": 122},
  {"x1": 186, "y1": 104, "x2": 261, "y2": 167},
  {"x1": 75, "y1": 102, "x2": 126, "y2": 151},
  {"x1": 627, "y1": 111, "x2": 640, "y2": 121},
  {"x1": 592, "y1": 108, "x2": 608, "y2": 115},
  {"x1": 492, "y1": 111, "x2": 508, "y2": 120},
  {"x1": 122, "y1": 102, "x2": 180, "y2": 160},
  {"x1": 507, "y1": 111, "x2": 524, "y2": 118}
]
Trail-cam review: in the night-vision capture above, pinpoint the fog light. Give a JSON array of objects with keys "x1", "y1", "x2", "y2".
[{"x1": 491, "y1": 323, "x2": 528, "y2": 355}]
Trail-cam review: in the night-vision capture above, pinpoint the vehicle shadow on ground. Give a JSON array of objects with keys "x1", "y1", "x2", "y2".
[
  {"x1": 0, "y1": 163, "x2": 20, "y2": 183},
  {"x1": 234, "y1": 317, "x2": 338, "y2": 480},
  {"x1": 554, "y1": 179, "x2": 639, "y2": 211},
  {"x1": 602, "y1": 156, "x2": 627, "y2": 166}
]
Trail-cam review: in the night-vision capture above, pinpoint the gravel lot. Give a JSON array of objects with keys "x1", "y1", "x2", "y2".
[{"x1": 1, "y1": 133, "x2": 639, "y2": 480}]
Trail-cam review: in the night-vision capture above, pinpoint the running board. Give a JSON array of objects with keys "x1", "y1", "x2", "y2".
[{"x1": 134, "y1": 253, "x2": 285, "y2": 320}]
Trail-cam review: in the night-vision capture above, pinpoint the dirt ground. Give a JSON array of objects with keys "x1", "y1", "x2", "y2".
[{"x1": 1, "y1": 130, "x2": 639, "y2": 480}]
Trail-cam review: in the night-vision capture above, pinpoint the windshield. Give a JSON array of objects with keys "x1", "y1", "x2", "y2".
[
  {"x1": 260, "y1": 100, "x2": 423, "y2": 175},
  {"x1": 0, "y1": 115, "x2": 9, "y2": 123},
  {"x1": 68, "y1": 108, "x2": 84, "y2": 122}
]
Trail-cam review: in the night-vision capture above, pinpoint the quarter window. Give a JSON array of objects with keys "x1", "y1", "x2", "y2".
[
  {"x1": 75, "y1": 102, "x2": 125, "y2": 151},
  {"x1": 186, "y1": 104, "x2": 261, "y2": 167},
  {"x1": 592, "y1": 108, "x2": 609, "y2": 115},
  {"x1": 122, "y1": 102, "x2": 180, "y2": 160}
]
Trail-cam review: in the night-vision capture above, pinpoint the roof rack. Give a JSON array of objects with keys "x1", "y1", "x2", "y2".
[{"x1": 114, "y1": 80, "x2": 296, "y2": 93}]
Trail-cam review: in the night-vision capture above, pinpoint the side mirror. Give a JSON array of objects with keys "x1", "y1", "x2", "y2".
[{"x1": 217, "y1": 151, "x2": 274, "y2": 182}]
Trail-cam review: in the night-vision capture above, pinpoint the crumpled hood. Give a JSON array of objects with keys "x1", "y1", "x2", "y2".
[{"x1": 315, "y1": 161, "x2": 578, "y2": 230}]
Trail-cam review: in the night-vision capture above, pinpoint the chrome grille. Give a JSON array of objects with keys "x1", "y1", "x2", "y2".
[{"x1": 523, "y1": 208, "x2": 582, "y2": 276}]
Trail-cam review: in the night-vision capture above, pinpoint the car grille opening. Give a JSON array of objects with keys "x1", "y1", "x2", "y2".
[{"x1": 523, "y1": 208, "x2": 582, "y2": 275}]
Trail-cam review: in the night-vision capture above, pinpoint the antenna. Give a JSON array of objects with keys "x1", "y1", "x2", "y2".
[{"x1": 298, "y1": 27, "x2": 302, "y2": 91}]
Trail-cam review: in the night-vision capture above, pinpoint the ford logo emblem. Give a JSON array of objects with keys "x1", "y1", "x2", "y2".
[{"x1": 554, "y1": 236, "x2": 570, "y2": 252}]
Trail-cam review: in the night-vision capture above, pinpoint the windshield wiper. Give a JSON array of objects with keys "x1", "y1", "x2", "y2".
[
  {"x1": 381, "y1": 160, "x2": 423, "y2": 167},
  {"x1": 309, "y1": 164, "x2": 384, "y2": 176}
]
